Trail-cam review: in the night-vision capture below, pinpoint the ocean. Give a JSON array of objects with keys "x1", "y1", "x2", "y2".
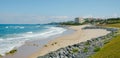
[{"x1": 0, "y1": 24, "x2": 67, "y2": 56}]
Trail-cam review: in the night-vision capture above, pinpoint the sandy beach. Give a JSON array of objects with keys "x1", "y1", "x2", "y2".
[{"x1": 28, "y1": 25, "x2": 110, "y2": 58}]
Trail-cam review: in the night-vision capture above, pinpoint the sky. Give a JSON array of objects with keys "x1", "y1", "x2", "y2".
[{"x1": 0, "y1": 0, "x2": 120, "y2": 24}]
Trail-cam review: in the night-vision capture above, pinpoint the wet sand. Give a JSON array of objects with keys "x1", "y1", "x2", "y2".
[{"x1": 2, "y1": 26, "x2": 74, "y2": 58}]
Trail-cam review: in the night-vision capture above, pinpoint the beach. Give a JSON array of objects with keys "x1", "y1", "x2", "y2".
[
  {"x1": 1, "y1": 25, "x2": 110, "y2": 58},
  {"x1": 0, "y1": 24, "x2": 68, "y2": 58},
  {"x1": 28, "y1": 25, "x2": 110, "y2": 58},
  {"x1": 1, "y1": 24, "x2": 72, "y2": 58}
]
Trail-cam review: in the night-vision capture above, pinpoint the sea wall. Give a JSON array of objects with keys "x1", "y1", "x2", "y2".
[{"x1": 38, "y1": 26, "x2": 119, "y2": 58}]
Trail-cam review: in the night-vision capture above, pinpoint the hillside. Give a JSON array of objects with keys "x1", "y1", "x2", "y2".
[{"x1": 91, "y1": 23, "x2": 120, "y2": 58}]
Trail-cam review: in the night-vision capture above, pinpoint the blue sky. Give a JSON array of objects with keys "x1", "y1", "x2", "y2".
[{"x1": 0, "y1": 0, "x2": 120, "y2": 24}]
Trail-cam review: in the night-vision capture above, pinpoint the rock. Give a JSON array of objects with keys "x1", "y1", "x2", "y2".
[{"x1": 37, "y1": 26, "x2": 119, "y2": 58}]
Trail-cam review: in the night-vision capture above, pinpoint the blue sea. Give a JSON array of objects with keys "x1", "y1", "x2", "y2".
[{"x1": 0, "y1": 24, "x2": 67, "y2": 56}]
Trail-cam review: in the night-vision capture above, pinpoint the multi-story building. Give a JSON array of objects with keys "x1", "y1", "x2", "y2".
[{"x1": 75, "y1": 17, "x2": 85, "y2": 24}]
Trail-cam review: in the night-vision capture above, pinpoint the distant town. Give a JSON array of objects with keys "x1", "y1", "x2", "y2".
[{"x1": 48, "y1": 17, "x2": 120, "y2": 25}]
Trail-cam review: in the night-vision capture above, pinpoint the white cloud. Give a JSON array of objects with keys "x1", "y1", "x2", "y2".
[
  {"x1": 0, "y1": 14, "x2": 74, "y2": 24},
  {"x1": 50, "y1": 16, "x2": 69, "y2": 19}
]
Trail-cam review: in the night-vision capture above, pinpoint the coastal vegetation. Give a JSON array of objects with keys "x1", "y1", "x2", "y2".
[
  {"x1": 84, "y1": 18, "x2": 120, "y2": 25},
  {"x1": 91, "y1": 23, "x2": 120, "y2": 58},
  {"x1": 38, "y1": 25, "x2": 118, "y2": 58},
  {"x1": 71, "y1": 48, "x2": 79, "y2": 53},
  {"x1": 93, "y1": 46, "x2": 100, "y2": 52},
  {"x1": 49, "y1": 18, "x2": 120, "y2": 26},
  {"x1": 59, "y1": 21, "x2": 82, "y2": 25},
  {"x1": 83, "y1": 47, "x2": 88, "y2": 53},
  {"x1": 85, "y1": 41, "x2": 90, "y2": 45},
  {"x1": 106, "y1": 18, "x2": 120, "y2": 24},
  {"x1": 98, "y1": 23, "x2": 120, "y2": 28},
  {"x1": 37, "y1": 18, "x2": 120, "y2": 58},
  {"x1": 104, "y1": 40, "x2": 110, "y2": 44}
]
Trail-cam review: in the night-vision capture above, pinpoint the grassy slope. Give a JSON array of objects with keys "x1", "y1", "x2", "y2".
[
  {"x1": 101, "y1": 24, "x2": 120, "y2": 28},
  {"x1": 91, "y1": 23, "x2": 120, "y2": 58}
]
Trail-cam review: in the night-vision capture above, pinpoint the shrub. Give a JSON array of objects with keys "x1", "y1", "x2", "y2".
[
  {"x1": 94, "y1": 46, "x2": 100, "y2": 52},
  {"x1": 85, "y1": 41, "x2": 90, "y2": 45},
  {"x1": 83, "y1": 47, "x2": 88, "y2": 53},
  {"x1": 104, "y1": 41, "x2": 110, "y2": 44},
  {"x1": 71, "y1": 48, "x2": 79, "y2": 53}
]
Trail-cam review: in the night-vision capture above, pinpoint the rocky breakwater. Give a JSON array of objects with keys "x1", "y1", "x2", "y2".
[{"x1": 38, "y1": 26, "x2": 119, "y2": 58}]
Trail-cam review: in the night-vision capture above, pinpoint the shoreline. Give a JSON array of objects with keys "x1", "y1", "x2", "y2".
[
  {"x1": 1, "y1": 25, "x2": 112, "y2": 58},
  {"x1": 1, "y1": 25, "x2": 74, "y2": 58},
  {"x1": 29, "y1": 25, "x2": 110, "y2": 58}
]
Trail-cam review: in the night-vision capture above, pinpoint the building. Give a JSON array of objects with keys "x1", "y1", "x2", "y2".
[{"x1": 75, "y1": 17, "x2": 85, "y2": 24}]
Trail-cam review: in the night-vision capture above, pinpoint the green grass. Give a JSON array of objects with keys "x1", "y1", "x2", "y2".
[
  {"x1": 91, "y1": 23, "x2": 120, "y2": 58},
  {"x1": 104, "y1": 40, "x2": 110, "y2": 44},
  {"x1": 97, "y1": 23, "x2": 120, "y2": 28}
]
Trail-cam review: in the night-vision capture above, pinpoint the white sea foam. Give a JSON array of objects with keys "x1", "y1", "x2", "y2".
[
  {"x1": 36, "y1": 26, "x2": 41, "y2": 28},
  {"x1": 19, "y1": 26, "x2": 24, "y2": 29},
  {"x1": 5, "y1": 26, "x2": 9, "y2": 28},
  {"x1": 11, "y1": 26, "x2": 25, "y2": 29},
  {"x1": 26, "y1": 31, "x2": 33, "y2": 34},
  {"x1": 0, "y1": 26, "x2": 67, "y2": 56},
  {"x1": 0, "y1": 39, "x2": 3, "y2": 41},
  {"x1": 0, "y1": 40, "x2": 25, "y2": 56}
]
